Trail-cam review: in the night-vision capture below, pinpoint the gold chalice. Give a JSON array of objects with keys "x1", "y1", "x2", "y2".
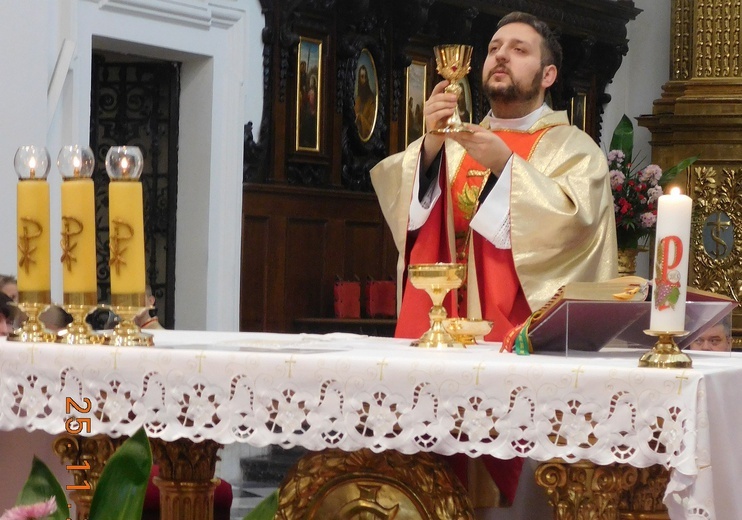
[
  {"x1": 408, "y1": 263, "x2": 466, "y2": 348},
  {"x1": 443, "y1": 318, "x2": 493, "y2": 345},
  {"x1": 431, "y1": 44, "x2": 474, "y2": 134}
]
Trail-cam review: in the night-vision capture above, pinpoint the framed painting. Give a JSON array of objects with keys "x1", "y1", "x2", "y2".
[
  {"x1": 570, "y1": 93, "x2": 587, "y2": 131},
  {"x1": 405, "y1": 61, "x2": 427, "y2": 146},
  {"x1": 354, "y1": 48, "x2": 379, "y2": 142},
  {"x1": 295, "y1": 37, "x2": 322, "y2": 152},
  {"x1": 455, "y1": 77, "x2": 472, "y2": 124}
]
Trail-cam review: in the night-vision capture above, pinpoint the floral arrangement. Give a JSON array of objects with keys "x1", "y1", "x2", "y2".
[{"x1": 607, "y1": 115, "x2": 697, "y2": 250}]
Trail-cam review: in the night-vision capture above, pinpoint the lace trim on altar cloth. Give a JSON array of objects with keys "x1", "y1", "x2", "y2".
[{"x1": 0, "y1": 336, "x2": 721, "y2": 518}]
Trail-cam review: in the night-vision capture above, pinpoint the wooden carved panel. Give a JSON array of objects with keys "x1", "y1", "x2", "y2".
[{"x1": 240, "y1": 184, "x2": 396, "y2": 332}]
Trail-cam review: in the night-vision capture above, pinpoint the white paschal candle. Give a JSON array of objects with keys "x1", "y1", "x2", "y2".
[{"x1": 650, "y1": 187, "x2": 693, "y2": 332}]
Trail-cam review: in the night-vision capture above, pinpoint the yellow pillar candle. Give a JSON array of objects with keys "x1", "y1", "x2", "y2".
[
  {"x1": 57, "y1": 145, "x2": 99, "y2": 305},
  {"x1": 108, "y1": 180, "x2": 146, "y2": 296},
  {"x1": 14, "y1": 146, "x2": 52, "y2": 304},
  {"x1": 105, "y1": 146, "x2": 146, "y2": 302},
  {"x1": 60, "y1": 178, "x2": 97, "y2": 295},
  {"x1": 17, "y1": 179, "x2": 51, "y2": 295}
]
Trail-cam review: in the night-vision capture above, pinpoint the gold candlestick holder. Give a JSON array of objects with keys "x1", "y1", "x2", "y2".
[
  {"x1": 8, "y1": 291, "x2": 55, "y2": 343},
  {"x1": 59, "y1": 292, "x2": 102, "y2": 344},
  {"x1": 638, "y1": 330, "x2": 692, "y2": 369},
  {"x1": 109, "y1": 293, "x2": 153, "y2": 347},
  {"x1": 408, "y1": 263, "x2": 466, "y2": 349}
]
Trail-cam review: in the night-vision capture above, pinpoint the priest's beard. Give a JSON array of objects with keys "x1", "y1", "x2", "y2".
[{"x1": 483, "y1": 67, "x2": 543, "y2": 104}]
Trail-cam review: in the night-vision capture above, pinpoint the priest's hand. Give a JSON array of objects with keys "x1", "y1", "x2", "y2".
[
  {"x1": 419, "y1": 80, "x2": 456, "y2": 171},
  {"x1": 446, "y1": 124, "x2": 512, "y2": 177}
]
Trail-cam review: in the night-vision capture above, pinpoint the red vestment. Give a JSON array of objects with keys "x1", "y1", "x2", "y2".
[{"x1": 394, "y1": 128, "x2": 550, "y2": 505}]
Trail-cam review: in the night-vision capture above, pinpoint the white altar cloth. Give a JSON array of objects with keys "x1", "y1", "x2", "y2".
[{"x1": 1, "y1": 330, "x2": 740, "y2": 519}]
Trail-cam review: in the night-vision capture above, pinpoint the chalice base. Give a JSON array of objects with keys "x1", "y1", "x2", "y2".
[
  {"x1": 638, "y1": 330, "x2": 692, "y2": 369},
  {"x1": 8, "y1": 297, "x2": 56, "y2": 343},
  {"x1": 412, "y1": 323, "x2": 465, "y2": 349}
]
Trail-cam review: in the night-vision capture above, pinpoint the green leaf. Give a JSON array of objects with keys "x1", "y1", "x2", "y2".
[
  {"x1": 16, "y1": 457, "x2": 69, "y2": 520},
  {"x1": 659, "y1": 155, "x2": 699, "y2": 186},
  {"x1": 609, "y1": 114, "x2": 634, "y2": 161},
  {"x1": 89, "y1": 427, "x2": 152, "y2": 520},
  {"x1": 667, "y1": 287, "x2": 681, "y2": 307},
  {"x1": 243, "y1": 490, "x2": 279, "y2": 520}
]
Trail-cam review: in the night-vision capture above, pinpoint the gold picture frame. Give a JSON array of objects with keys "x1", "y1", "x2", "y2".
[
  {"x1": 354, "y1": 48, "x2": 379, "y2": 143},
  {"x1": 405, "y1": 60, "x2": 427, "y2": 146},
  {"x1": 570, "y1": 93, "x2": 586, "y2": 131},
  {"x1": 296, "y1": 37, "x2": 322, "y2": 152}
]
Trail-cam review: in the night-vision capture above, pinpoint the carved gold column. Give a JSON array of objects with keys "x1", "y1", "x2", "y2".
[
  {"x1": 53, "y1": 434, "x2": 127, "y2": 520},
  {"x1": 535, "y1": 459, "x2": 638, "y2": 520},
  {"x1": 638, "y1": 0, "x2": 742, "y2": 344},
  {"x1": 618, "y1": 465, "x2": 670, "y2": 520},
  {"x1": 150, "y1": 438, "x2": 222, "y2": 520}
]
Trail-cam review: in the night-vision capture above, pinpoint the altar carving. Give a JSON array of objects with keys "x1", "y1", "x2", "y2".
[{"x1": 275, "y1": 449, "x2": 474, "y2": 519}]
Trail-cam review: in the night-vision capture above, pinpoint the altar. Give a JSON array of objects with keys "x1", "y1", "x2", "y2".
[{"x1": 1, "y1": 330, "x2": 740, "y2": 519}]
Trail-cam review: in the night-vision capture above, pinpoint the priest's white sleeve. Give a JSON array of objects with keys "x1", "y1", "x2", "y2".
[
  {"x1": 469, "y1": 155, "x2": 513, "y2": 249},
  {"x1": 408, "y1": 155, "x2": 442, "y2": 231}
]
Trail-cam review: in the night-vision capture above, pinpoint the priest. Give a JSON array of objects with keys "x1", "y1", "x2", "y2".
[{"x1": 370, "y1": 11, "x2": 618, "y2": 507}]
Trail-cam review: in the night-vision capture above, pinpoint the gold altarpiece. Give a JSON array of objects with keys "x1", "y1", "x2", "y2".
[{"x1": 639, "y1": 0, "x2": 742, "y2": 347}]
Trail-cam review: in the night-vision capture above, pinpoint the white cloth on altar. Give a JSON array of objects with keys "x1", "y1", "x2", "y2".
[{"x1": 1, "y1": 330, "x2": 740, "y2": 519}]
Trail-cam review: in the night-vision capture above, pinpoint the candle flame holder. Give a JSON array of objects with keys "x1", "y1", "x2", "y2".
[
  {"x1": 58, "y1": 292, "x2": 102, "y2": 344},
  {"x1": 109, "y1": 293, "x2": 153, "y2": 347},
  {"x1": 8, "y1": 292, "x2": 56, "y2": 343},
  {"x1": 639, "y1": 330, "x2": 692, "y2": 369}
]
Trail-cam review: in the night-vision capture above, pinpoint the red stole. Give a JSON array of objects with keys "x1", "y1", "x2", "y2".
[
  {"x1": 396, "y1": 129, "x2": 547, "y2": 342},
  {"x1": 395, "y1": 129, "x2": 550, "y2": 505}
]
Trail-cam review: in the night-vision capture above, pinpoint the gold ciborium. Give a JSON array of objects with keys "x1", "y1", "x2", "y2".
[
  {"x1": 443, "y1": 318, "x2": 493, "y2": 345},
  {"x1": 408, "y1": 263, "x2": 466, "y2": 349},
  {"x1": 431, "y1": 44, "x2": 474, "y2": 134}
]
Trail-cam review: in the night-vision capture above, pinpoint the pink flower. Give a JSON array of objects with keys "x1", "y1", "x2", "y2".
[
  {"x1": 639, "y1": 212, "x2": 657, "y2": 229},
  {"x1": 647, "y1": 185, "x2": 663, "y2": 204},
  {"x1": 609, "y1": 169, "x2": 625, "y2": 189},
  {"x1": 639, "y1": 164, "x2": 662, "y2": 183},
  {"x1": 607, "y1": 149, "x2": 625, "y2": 165},
  {"x1": 0, "y1": 498, "x2": 57, "y2": 520}
]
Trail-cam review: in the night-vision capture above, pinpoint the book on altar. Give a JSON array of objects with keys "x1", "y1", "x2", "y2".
[{"x1": 526, "y1": 276, "x2": 737, "y2": 352}]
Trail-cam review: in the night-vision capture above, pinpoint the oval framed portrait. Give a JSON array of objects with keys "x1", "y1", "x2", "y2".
[{"x1": 354, "y1": 49, "x2": 379, "y2": 142}]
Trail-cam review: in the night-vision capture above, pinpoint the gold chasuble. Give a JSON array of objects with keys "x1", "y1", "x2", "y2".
[
  {"x1": 370, "y1": 109, "x2": 618, "y2": 506},
  {"x1": 371, "y1": 108, "x2": 617, "y2": 330}
]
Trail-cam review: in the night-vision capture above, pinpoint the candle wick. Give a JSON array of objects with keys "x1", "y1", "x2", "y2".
[{"x1": 30, "y1": 168, "x2": 36, "y2": 179}]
